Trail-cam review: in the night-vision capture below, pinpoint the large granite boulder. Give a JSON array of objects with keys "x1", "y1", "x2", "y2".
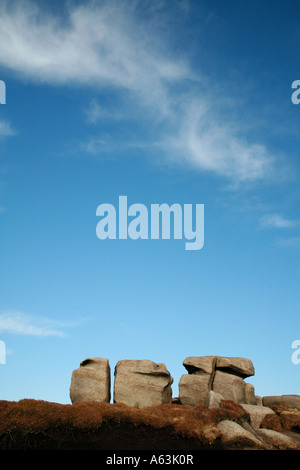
[
  {"x1": 70, "y1": 357, "x2": 111, "y2": 404},
  {"x1": 179, "y1": 356, "x2": 256, "y2": 407},
  {"x1": 113, "y1": 359, "x2": 173, "y2": 408}
]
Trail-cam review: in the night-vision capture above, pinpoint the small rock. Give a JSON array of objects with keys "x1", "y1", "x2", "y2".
[
  {"x1": 241, "y1": 404, "x2": 275, "y2": 430},
  {"x1": 255, "y1": 395, "x2": 263, "y2": 406},
  {"x1": 205, "y1": 390, "x2": 223, "y2": 409},
  {"x1": 244, "y1": 383, "x2": 257, "y2": 405},
  {"x1": 171, "y1": 397, "x2": 181, "y2": 404}
]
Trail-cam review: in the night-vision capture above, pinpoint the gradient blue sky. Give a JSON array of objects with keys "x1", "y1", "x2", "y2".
[{"x1": 0, "y1": 0, "x2": 299, "y2": 404}]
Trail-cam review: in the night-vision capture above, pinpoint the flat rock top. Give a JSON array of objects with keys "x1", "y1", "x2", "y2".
[
  {"x1": 183, "y1": 356, "x2": 214, "y2": 375},
  {"x1": 183, "y1": 356, "x2": 254, "y2": 378},
  {"x1": 115, "y1": 359, "x2": 171, "y2": 377}
]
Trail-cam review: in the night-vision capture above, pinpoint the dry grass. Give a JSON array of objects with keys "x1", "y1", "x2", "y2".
[
  {"x1": 261, "y1": 406, "x2": 300, "y2": 433},
  {"x1": 0, "y1": 398, "x2": 251, "y2": 450}
]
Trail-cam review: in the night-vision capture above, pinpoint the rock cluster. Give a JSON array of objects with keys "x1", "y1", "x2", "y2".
[
  {"x1": 179, "y1": 356, "x2": 257, "y2": 407},
  {"x1": 70, "y1": 358, "x2": 173, "y2": 409},
  {"x1": 69, "y1": 355, "x2": 300, "y2": 449},
  {"x1": 70, "y1": 355, "x2": 258, "y2": 407}
]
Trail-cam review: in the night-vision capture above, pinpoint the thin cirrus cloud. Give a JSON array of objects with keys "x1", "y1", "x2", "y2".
[
  {"x1": 0, "y1": 312, "x2": 67, "y2": 338},
  {"x1": 275, "y1": 236, "x2": 300, "y2": 248},
  {"x1": 166, "y1": 100, "x2": 274, "y2": 183},
  {"x1": 85, "y1": 100, "x2": 106, "y2": 125},
  {"x1": 0, "y1": 119, "x2": 15, "y2": 138},
  {"x1": 0, "y1": 0, "x2": 280, "y2": 183},
  {"x1": 260, "y1": 213, "x2": 298, "y2": 229},
  {"x1": 0, "y1": 0, "x2": 187, "y2": 112}
]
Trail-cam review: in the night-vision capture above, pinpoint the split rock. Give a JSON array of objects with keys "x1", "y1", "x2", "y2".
[
  {"x1": 179, "y1": 356, "x2": 256, "y2": 407},
  {"x1": 183, "y1": 356, "x2": 254, "y2": 378}
]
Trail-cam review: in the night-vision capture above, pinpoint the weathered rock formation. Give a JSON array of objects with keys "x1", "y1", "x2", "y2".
[
  {"x1": 113, "y1": 359, "x2": 173, "y2": 408},
  {"x1": 67, "y1": 354, "x2": 300, "y2": 449},
  {"x1": 70, "y1": 357, "x2": 110, "y2": 404},
  {"x1": 179, "y1": 356, "x2": 256, "y2": 407}
]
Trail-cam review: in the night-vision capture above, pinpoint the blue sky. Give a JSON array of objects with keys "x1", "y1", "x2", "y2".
[{"x1": 0, "y1": 0, "x2": 299, "y2": 404}]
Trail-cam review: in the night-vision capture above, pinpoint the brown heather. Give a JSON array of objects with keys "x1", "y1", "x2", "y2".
[
  {"x1": 0, "y1": 398, "x2": 250, "y2": 450},
  {"x1": 1, "y1": 399, "x2": 299, "y2": 450}
]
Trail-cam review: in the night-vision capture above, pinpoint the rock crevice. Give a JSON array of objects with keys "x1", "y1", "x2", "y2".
[{"x1": 179, "y1": 356, "x2": 256, "y2": 407}]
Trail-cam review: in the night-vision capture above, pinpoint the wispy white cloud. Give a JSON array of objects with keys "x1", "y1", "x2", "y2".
[
  {"x1": 84, "y1": 98, "x2": 123, "y2": 125},
  {"x1": 0, "y1": 0, "x2": 284, "y2": 184},
  {"x1": 166, "y1": 100, "x2": 274, "y2": 183},
  {"x1": 260, "y1": 213, "x2": 298, "y2": 229},
  {"x1": 275, "y1": 237, "x2": 300, "y2": 249},
  {"x1": 0, "y1": 119, "x2": 15, "y2": 137},
  {"x1": 79, "y1": 136, "x2": 110, "y2": 156},
  {"x1": 0, "y1": 1, "x2": 188, "y2": 114},
  {"x1": 0, "y1": 311, "x2": 67, "y2": 337},
  {"x1": 85, "y1": 100, "x2": 104, "y2": 125}
]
